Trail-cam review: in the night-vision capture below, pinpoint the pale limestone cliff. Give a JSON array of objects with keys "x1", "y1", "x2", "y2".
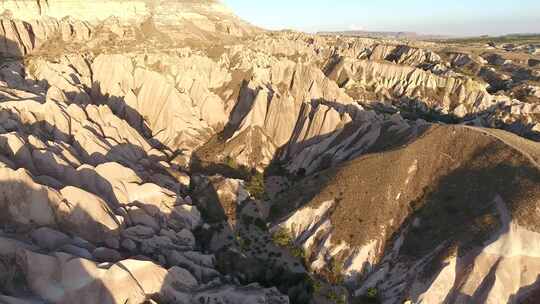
[{"x1": 0, "y1": 8, "x2": 539, "y2": 304}]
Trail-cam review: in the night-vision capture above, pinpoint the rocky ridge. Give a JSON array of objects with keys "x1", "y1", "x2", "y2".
[{"x1": 0, "y1": 1, "x2": 539, "y2": 304}]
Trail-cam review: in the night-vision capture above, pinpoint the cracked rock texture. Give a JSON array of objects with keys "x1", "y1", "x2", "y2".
[{"x1": 0, "y1": 1, "x2": 539, "y2": 304}]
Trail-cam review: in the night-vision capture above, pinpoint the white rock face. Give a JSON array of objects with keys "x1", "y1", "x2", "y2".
[
  {"x1": 1, "y1": 0, "x2": 150, "y2": 22},
  {"x1": 371, "y1": 196, "x2": 540, "y2": 304},
  {"x1": 0, "y1": 16, "x2": 93, "y2": 56},
  {"x1": 327, "y1": 57, "x2": 492, "y2": 113},
  {"x1": 90, "y1": 53, "x2": 228, "y2": 151},
  {"x1": 18, "y1": 250, "x2": 161, "y2": 304},
  {"x1": 0, "y1": 167, "x2": 60, "y2": 226},
  {"x1": 58, "y1": 186, "x2": 121, "y2": 243},
  {"x1": 0, "y1": 0, "x2": 257, "y2": 57},
  {"x1": 0, "y1": 2, "x2": 539, "y2": 303},
  {"x1": 0, "y1": 0, "x2": 246, "y2": 28}
]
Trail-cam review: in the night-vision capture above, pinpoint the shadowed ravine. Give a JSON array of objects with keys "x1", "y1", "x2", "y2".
[{"x1": 0, "y1": 2, "x2": 540, "y2": 304}]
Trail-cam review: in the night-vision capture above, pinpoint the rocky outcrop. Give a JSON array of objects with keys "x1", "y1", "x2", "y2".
[
  {"x1": 381, "y1": 195, "x2": 540, "y2": 304},
  {"x1": 0, "y1": 0, "x2": 257, "y2": 55},
  {"x1": 0, "y1": 5, "x2": 539, "y2": 304},
  {"x1": 0, "y1": 167, "x2": 60, "y2": 227},
  {"x1": 369, "y1": 43, "x2": 442, "y2": 68},
  {"x1": 17, "y1": 249, "x2": 287, "y2": 304},
  {"x1": 0, "y1": 85, "x2": 288, "y2": 304},
  {"x1": 272, "y1": 125, "x2": 540, "y2": 303},
  {"x1": 0, "y1": 29, "x2": 298, "y2": 303},
  {"x1": 0, "y1": 17, "x2": 92, "y2": 57},
  {"x1": 91, "y1": 54, "x2": 216, "y2": 151},
  {"x1": 326, "y1": 56, "x2": 494, "y2": 115},
  {"x1": 222, "y1": 60, "x2": 356, "y2": 167}
]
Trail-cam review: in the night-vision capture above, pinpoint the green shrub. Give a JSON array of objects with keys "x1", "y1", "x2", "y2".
[
  {"x1": 246, "y1": 171, "x2": 267, "y2": 200},
  {"x1": 328, "y1": 257, "x2": 345, "y2": 285},
  {"x1": 272, "y1": 227, "x2": 294, "y2": 247},
  {"x1": 290, "y1": 246, "x2": 306, "y2": 259},
  {"x1": 307, "y1": 277, "x2": 322, "y2": 295},
  {"x1": 224, "y1": 156, "x2": 239, "y2": 169},
  {"x1": 366, "y1": 287, "x2": 378, "y2": 299},
  {"x1": 253, "y1": 217, "x2": 267, "y2": 230},
  {"x1": 327, "y1": 290, "x2": 347, "y2": 304},
  {"x1": 272, "y1": 227, "x2": 306, "y2": 260},
  {"x1": 352, "y1": 287, "x2": 381, "y2": 304},
  {"x1": 236, "y1": 235, "x2": 251, "y2": 251}
]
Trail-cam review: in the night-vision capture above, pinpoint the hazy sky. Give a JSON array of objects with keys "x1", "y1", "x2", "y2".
[{"x1": 224, "y1": 0, "x2": 540, "y2": 36}]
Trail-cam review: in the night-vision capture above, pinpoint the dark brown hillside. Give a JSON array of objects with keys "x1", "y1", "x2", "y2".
[{"x1": 272, "y1": 124, "x2": 540, "y2": 258}]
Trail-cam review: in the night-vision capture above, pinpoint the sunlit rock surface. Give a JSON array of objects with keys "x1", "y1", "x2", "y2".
[{"x1": 0, "y1": 1, "x2": 539, "y2": 303}]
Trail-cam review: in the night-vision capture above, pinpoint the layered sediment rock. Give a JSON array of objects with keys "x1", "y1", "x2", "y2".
[
  {"x1": 0, "y1": 3, "x2": 539, "y2": 303},
  {"x1": 0, "y1": 0, "x2": 258, "y2": 57}
]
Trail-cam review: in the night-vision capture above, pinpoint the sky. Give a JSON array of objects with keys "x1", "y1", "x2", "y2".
[{"x1": 224, "y1": 0, "x2": 540, "y2": 37}]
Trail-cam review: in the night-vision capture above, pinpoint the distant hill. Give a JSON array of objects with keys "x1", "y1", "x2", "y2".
[
  {"x1": 317, "y1": 30, "x2": 450, "y2": 40},
  {"x1": 439, "y1": 33, "x2": 540, "y2": 44}
]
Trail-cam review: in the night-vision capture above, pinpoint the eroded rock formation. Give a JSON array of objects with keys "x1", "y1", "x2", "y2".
[{"x1": 0, "y1": 1, "x2": 539, "y2": 304}]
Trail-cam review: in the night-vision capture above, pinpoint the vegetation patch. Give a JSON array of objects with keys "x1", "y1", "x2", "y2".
[
  {"x1": 319, "y1": 256, "x2": 345, "y2": 285},
  {"x1": 327, "y1": 290, "x2": 347, "y2": 304},
  {"x1": 352, "y1": 287, "x2": 382, "y2": 304},
  {"x1": 272, "y1": 227, "x2": 306, "y2": 260},
  {"x1": 245, "y1": 171, "x2": 268, "y2": 200}
]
